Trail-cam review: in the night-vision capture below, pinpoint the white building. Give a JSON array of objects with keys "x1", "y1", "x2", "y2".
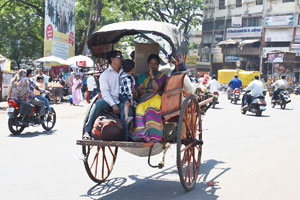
[{"x1": 201, "y1": 0, "x2": 300, "y2": 82}]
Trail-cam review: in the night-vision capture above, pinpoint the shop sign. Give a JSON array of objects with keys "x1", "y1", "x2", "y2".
[
  {"x1": 214, "y1": 32, "x2": 224, "y2": 43},
  {"x1": 211, "y1": 47, "x2": 222, "y2": 54},
  {"x1": 212, "y1": 53, "x2": 223, "y2": 63},
  {"x1": 267, "y1": 53, "x2": 284, "y2": 63},
  {"x1": 291, "y1": 44, "x2": 300, "y2": 56},
  {"x1": 225, "y1": 55, "x2": 239, "y2": 62},
  {"x1": 232, "y1": 16, "x2": 242, "y2": 27},
  {"x1": 263, "y1": 47, "x2": 289, "y2": 58},
  {"x1": 226, "y1": 27, "x2": 262, "y2": 39},
  {"x1": 265, "y1": 15, "x2": 294, "y2": 27},
  {"x1": 186, "y1": 55, "x2": 197, "y2": 65}
]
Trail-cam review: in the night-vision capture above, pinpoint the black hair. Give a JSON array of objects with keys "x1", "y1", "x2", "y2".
[
  {"x1": 212, "y1": 75, "x2": 217, "y2": 80},
  {"x1": 130, "y1": 51, "x2": 135, "y2": 60},
  {"x1": 234, "y1": 74, "x2": 238, "y2": 78},
  {"x1": 147, "y1": 54, "x2": 160, "y2": 65},
  {"x1": 281, "y1": 75, "x2": 286, "y2": 79},
  {"x1": 107, "y1": 50, "x2": 122, "y2": 64},
  {"x1": 26, "y1": 68, "x2": 33, "y2": 76},
  {"x1": 122, "y1": 59, "x2": 135, "y2": 73},
  {"x1": 254, "y1": 75, "x2": 259, "y2": 80},
  {"x1": 37, "y1": 75, "x2": 44, "y2": 81}
]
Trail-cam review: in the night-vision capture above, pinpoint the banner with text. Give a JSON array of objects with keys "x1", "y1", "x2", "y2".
[
  {"x1": 44, "y1": 0, "x2": 75, "y2": 60},
  {"x1": 265, "y1": 15, "x2": 294, "y2": 27},
  {"x1": 226, "y1": 27, "x2": 262, "y2": 39}
]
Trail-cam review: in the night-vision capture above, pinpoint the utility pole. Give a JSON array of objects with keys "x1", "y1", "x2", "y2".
[{"x1": 259, "y1": 0, "x2": 267, "y2": 80}]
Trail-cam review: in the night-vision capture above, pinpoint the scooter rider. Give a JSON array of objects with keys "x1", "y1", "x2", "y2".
[
  {"x1": 271, "y1": 75, "x2": 288, "y2": 102},
  {"x1": 242, "y1": 75, "x2": 264, "y2": 108},
  {"x1": 227, "y1": 74, "x2": 242, "y2": 99}
]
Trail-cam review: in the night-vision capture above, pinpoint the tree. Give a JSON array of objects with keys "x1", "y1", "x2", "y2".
[
  {"x1": 118, "y1": 0, "x2": 203, "y2": 35},
  {"x1": 0, "y1": 0, "x2": 44, "y2": 69}
]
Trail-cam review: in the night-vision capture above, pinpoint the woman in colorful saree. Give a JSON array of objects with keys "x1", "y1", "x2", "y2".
[{"x1": 133, "y1": 54, "x2": 168, "y2": 143}]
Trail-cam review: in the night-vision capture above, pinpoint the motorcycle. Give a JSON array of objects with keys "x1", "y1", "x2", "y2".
[
  {"x1": 7, "y1": 99, "x2": 56, "y2": 135},
  {"x1": 241, "y1": 91, "x2": 267, "y2": 116},
  {"x1": 211, "y1": 91, "x2": 219, "y2": 108},
  {"x1": 294, "y1": 85, "x2": 300, "y2": 95},
  {"x1": 230, "y1": 88, "x2": 240, "y2": 104},
  {"x1": 272, "y1": 90, "x2": 291, "y2": 109}
]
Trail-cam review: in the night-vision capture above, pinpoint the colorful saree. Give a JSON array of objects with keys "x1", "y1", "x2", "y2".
[{"x1": 134, "y1": 71, "x2": 167, "y2": 143}]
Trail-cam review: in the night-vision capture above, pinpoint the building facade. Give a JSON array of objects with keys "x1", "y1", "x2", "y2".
[{"x1": 200, "y1": 0, "x2": 300, "y2": 82}]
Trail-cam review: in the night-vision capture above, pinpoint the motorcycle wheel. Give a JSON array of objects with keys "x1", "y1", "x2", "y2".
[
  {"x1": 256, "y1": 110, "x2": 262, "y2": 116},
  {"x1": 234, "y1": 99, "x2": 237, "y2": 104},
  {"x1": 295, "y1": 91, "x2": 299, "y2": 95},
  {"x1": 241, "y1": 108, "x2": 246, "y2": 115},
  {"x1": 8, "y1": 118, "x2": 25, "y2": 135},
  {"x1": 280, "y1": 103, "x2": 286, "y2": 109},
  {"x1": 42, "y1": 108, "x2": 56, "y2": 131}
]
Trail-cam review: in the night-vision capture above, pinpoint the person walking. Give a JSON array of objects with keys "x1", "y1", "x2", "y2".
[{"x1": 72, "y1": 74, "x2": 83, "y2": 105}]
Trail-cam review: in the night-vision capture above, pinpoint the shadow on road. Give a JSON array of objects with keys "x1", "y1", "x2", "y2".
[
  {"x1": 273, "y1": 107, "x2": 293, "y2": 111},
  {"x1": 82, "y1": 159, "x2": 230, "y2": 200},
  {"x1": 8, "y1": 129, "x2": 56, "y2": 138},
  {"x1": 245, "y1": 114, "x2": 270, "y2": 118}
]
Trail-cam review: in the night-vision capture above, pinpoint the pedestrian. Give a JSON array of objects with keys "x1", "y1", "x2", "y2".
[
  {"x1": 72, "y1": 74, "x2": 83, "y2": 105},
  {"x1": 86, "y1": 73, "x2": 98, "y2": 102}
]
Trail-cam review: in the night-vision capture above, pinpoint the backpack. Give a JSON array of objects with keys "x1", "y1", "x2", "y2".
[{"x1": 91, "y1": 114, "x2": 124, "y2": 141}]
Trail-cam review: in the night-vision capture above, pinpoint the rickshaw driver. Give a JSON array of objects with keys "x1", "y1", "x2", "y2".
[{"x1": 83, "y1": 50, "x2": 128, "y2": 138}]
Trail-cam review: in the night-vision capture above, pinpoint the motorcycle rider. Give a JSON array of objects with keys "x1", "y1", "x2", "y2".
[
  {"x1": 207, "y1": 75, "x2": 219, "y2": 93},
  {"x1": 227, "y1": 74, "x2": 242, "y2": 99},
  {"x1": 271, "y1": 75, "x2": 289, "y2": 102},
  {"x1": 242, "y1": 75, "x2": 264, "y2": 109}
]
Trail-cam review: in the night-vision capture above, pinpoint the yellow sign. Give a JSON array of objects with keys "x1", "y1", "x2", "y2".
[{"x1": 185, "y1": 56, "x2": 197, "y2": 65}]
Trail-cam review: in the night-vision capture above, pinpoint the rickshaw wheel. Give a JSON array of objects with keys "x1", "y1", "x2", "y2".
[
  {"x1": 177, "y1": 95, "x2": 202, "y2": 191},
  {"x1": 81, "y1": 96, "x2": 118, "y2": 184}
]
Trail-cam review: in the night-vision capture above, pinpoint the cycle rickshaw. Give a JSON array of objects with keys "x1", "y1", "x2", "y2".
[{"x1": 76, "y1": 20, "x2": 213, "y2": 191}]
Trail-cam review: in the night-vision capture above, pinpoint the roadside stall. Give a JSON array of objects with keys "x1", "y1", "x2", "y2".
[
  {"x1": 266, "y1": 51, "x2": 296, "y2": 91},
  {"x1": 0, "y1": 54, "x2": 13, "y2": 101}
]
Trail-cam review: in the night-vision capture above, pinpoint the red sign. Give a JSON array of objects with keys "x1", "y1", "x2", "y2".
[
  {"x1": 76, "y1": 61, "x2": 86, "y2": 66},
  {"x1": 69, "y1": 32, "x2": 74, "y2": 46},
  {"x1": 46, "y1": 24, "x2": 53, "y2": 40}
]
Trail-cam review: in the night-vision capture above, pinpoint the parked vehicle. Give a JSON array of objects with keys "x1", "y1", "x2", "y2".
[
  {"x1": 7, "y1": 99, "x2": 56, "y2": 135},
  {"x1": 230, "y1": 88, "x2": 240, "y2": 104},
  {"x1": 272, "y1": 90, "x2": 291, "y2": 109},
  {"x1": 241, "y1": 91, "x2": 267, "y2": 116}
]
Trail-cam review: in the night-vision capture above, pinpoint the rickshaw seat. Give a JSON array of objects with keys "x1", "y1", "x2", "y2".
[{"x1": 161, "y1": 73, "x2": 186, "y2": 121}]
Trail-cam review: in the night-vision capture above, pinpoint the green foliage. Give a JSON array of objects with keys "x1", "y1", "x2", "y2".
[
  {"x1": 0, "y1": 0, "x2": 44, "y2": 69},
  {"x1": 0, "y1": 0, "x2": 203, "y2": 68}
]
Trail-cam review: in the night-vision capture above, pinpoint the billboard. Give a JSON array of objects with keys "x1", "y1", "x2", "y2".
[{"x1": 44, "y1": 0, "x2": 75, "y2": 60}]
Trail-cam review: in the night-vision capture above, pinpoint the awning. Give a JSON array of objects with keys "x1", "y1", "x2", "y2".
[
  {"x1": 216, "y1": 39, "x2": 241, "y2": 46},
  {"x1": 238, "y1": 39, "x2": 260, "y2": 49}
]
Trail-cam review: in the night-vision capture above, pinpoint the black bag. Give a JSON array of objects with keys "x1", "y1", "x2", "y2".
[
  {"x1": 19, "y1": 102, "x2": 34, "y2": 116},
  {"x1": 91, "y1": 114, "x2": 124, "y2": 141}
]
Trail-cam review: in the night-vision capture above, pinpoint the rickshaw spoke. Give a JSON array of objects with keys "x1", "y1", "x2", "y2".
[
  {"x1": 103, "y1": 147, "x2": 110, "y2": 175},
  {"x1": 183, "y1": 117, "x2": 192, "y2": 137},
  {"x1": 94, "y1": 147, "x2": 100, "y2": 178},
  {"x1": 184, "y1": 149, "x2": 189, "y2": 182},
  {"x1": 195, "y1": 145, "x2": 201, "y2": 153},
  {"x1": 181, "y1": 147, "x2": 188, "y2": 166},
  {"x1": 107, "y1": 146, "x2": 116, "y2": 158},
  {"x1": 90, "y1": 147, "x2": 100, "y2": 170},
  {"x1": 102, "y1": 147, "x2": 105, "y2": 179},
  {"x1": 192, "y1": 147, "x2": 196, "y2": 180},
  {"x1": 181, "y1": 143, "x2": 193, "y2": 153},
  {"x1": 190, "y1": 101, "x2": 195, "y2": 135}
]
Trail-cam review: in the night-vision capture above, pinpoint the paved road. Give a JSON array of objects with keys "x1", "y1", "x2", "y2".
[{"x1": 0, "y1": 93, "x2": 300, "y2": 200}]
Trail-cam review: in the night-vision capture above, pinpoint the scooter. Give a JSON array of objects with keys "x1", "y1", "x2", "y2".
[
  {"x1": 230, "y1": 88, "x2": 240, "y2": 104},
  {"x1": 7, "y1": 99, "x2": 56, "y2": 135},
  {"x1": 241, "y1": 91, "x2": 267, "y2": 116},
  {"x1": 211, "y1": 91, "x2": 219, "y2": 108},
  {"x1": 272, "y1": 90, "x2": 291, "y2": 109}
]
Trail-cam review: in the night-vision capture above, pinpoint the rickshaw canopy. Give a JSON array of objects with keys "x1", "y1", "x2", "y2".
[{"x1": 87, "y1": 20, "x2": 189, "y2": 57}]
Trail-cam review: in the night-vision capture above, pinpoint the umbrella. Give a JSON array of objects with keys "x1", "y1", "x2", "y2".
[
  {"x1": 66, "y1": 55, "x2": 94, "y2": 67},
  {"x1": 33, "y1": 56, "x2": 67, "y2": 65}
]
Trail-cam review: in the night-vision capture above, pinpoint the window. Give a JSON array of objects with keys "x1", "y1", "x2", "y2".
[
  {"x1": 219, "y1": 0, "x2": 225, "y2": 10},
  {"x1": 236, "y1": 0, "x2": 242, "y2": 7},
  {"x1": 283, "y1": 0, "x2": 295, "y2": 2},
  {"x1": 215, "y1": 20, "x2": 225, "y2": 30},
  {"x1": 242, "y1": 17, "x2": 262, "y2": 27},
  {"x1": 203, "y1": 21, "x2": 214, "y2": 31},
  {"x1": 256, "y1": 0, "x2": 263, "y2": 5},
  {"x1": 226, "y1": 19, "x2": 232, "y2": 28}
]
